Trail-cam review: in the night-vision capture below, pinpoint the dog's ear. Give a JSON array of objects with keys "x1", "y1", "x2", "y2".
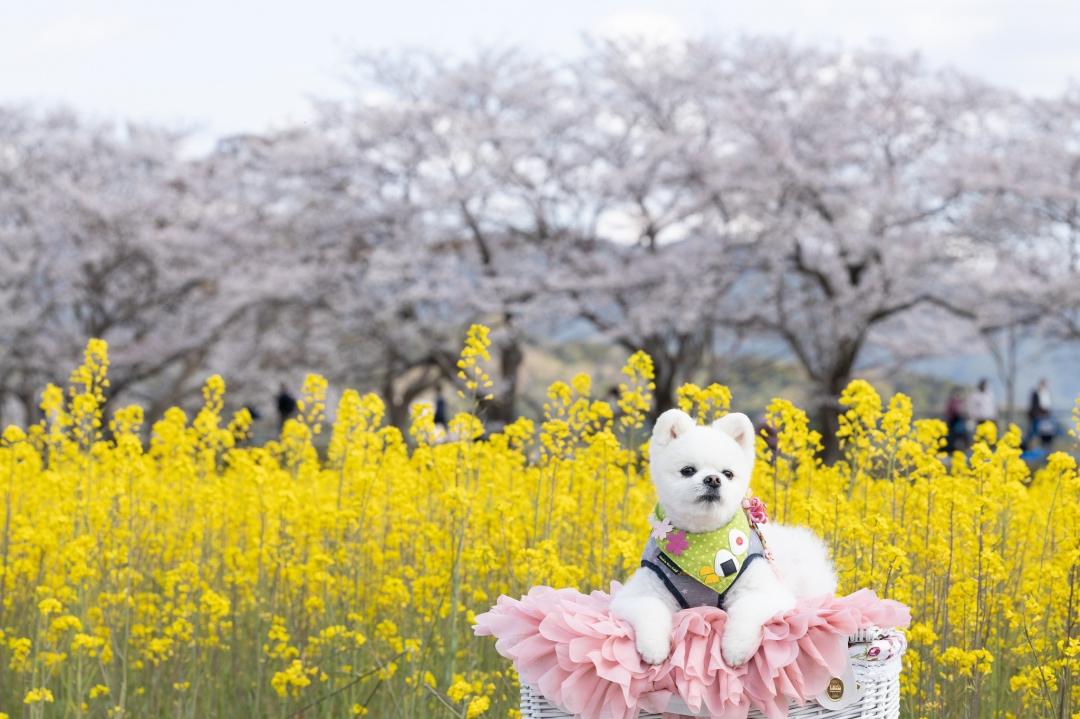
[
  {"x1": 652, "y1": 409, "x2": 695, "y2": 447},
  {"x1": 713, "y1": 412, "x2": 756, "y2": 457}
]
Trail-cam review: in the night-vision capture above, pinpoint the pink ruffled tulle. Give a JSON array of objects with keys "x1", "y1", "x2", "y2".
[{"x1": 474, "y1": 586, "x2": 909, "y2": 719}]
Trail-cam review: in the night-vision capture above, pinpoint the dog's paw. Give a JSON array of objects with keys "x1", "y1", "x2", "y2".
[
  {"x1": 721, "y1": 625, "x2": 761, "y2": 667},
  {"x1": 636, "y1": 634, "x2": 671, "y2": 665}
]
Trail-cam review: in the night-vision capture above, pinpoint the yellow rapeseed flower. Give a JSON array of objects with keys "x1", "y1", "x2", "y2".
[{"x1": 0, "y1": 335, "x2": 1074, "y2": 717}]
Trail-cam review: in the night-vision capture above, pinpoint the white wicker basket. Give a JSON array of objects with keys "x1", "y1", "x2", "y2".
[{"x1": 519, "y1": 629, "x2": 904, "y2": 719}]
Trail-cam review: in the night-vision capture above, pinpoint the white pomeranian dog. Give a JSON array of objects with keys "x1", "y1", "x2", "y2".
[{"x1": 611, "y1": 409, "x2": 836, "y2": 667}]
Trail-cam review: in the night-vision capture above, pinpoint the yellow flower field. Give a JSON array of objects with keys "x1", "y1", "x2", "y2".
[{"x1": 0, "y1": 331, "x2": 1077, "y2": 718}]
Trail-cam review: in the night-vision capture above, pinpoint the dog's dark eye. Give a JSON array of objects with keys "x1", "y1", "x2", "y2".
[
  {"x1": 722, "y1": 469, "x2": 735, "y2": 479},
  {"x1": 679, "y1": 466, "x2": 696, "y2": 477}
]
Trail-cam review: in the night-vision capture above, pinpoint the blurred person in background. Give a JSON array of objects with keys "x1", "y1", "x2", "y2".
[
  {"x1": 968, "y1": 378, "x2": 997, "y2": 429},
  {"x1": 944, "y1": 387, "x2": 970, "y2": 453},
  {"x1": 434, "y1": 385, "x2": 448, "y2": 428},
  {"x1": 1027, "y1": 378, "x2": 1055, "y2": 448},
  {"x1": 276, "y1": 383, "x2": 297, "y2": 430}
]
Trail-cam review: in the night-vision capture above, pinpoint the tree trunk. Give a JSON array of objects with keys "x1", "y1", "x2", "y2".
[
  {"x1": 486, "y1": 341, "x2": 523, "y2": 426},
  {"x1": 385, "y1": 363, "x2": 443, "y2": 432},
  {"x1": 814, "y1": 397, "x2": 841, "y2": 462},
  {"x1": 1004, "y1": 323, "x2": 1018, "y2": 427},
  {"x1": 643, "y1": 332, "x2": 711, "y2": 424},
  {"x1": 16, "y1": 389, "x2": 37, "y2": 429},
  {"x1": 815, "y1": 358, "x2": 856, "y2": 461},
  {"x1": 651, "y1": 355, "x2": 678, "y2": 423},
  {"x1": 384, "y1": 374, "x2": 409, "y2": 431},
  {"x1": 985, "y1": 322, "x2": 1024, "y2": 429},
  {"x1": 636, "y1": 338, "x2": 679, "y2": 425}
]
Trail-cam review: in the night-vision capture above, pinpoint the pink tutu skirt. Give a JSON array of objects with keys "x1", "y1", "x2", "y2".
[{"x1": 474, "y1": 586, "x2": 910, "y2": 719}]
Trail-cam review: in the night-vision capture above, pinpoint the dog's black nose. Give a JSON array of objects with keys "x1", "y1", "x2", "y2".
[{"x1": 703, "y1": 474, "x2": 722, "y2": 488}]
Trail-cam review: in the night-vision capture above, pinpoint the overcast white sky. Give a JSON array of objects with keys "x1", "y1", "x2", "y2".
[{"x1": 3, "y1": 1, "x2": 1080, "y2": 141}]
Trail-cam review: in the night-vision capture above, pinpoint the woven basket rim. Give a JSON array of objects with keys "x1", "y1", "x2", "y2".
[{"x1": 518, "y1": 629, "x2": 906, "y2": 719}]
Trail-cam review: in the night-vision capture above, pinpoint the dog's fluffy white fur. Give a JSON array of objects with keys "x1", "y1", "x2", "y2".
[{"x1": 610, "y1": 409, "x2": 836, "y2": 666}]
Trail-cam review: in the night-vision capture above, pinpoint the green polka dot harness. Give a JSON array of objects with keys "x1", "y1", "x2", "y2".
[{"x1": 641, "y1": 503, "x2": 765, "y2": 608}]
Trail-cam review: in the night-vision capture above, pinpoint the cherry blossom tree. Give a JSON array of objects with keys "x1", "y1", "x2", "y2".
[
  {"x1": 947, "y1": 85, "x2": 1080, "y2": 423},
  {"x1": 0, "y1": 107, "x2": 240, "y2": 423},
  {"x1": 302, "y1": 50, "x2": 607, "y2": 423},
  {"x1": 1010, "y1": 87, "x2": 1080, "y2": 340},
  {"x1": 695, "y1": 40, "x2": 1015, "y2": 449},
  {"x1": 3, "y1": 39, "x2": 1074, "y2": 442},
  {"x1": 536, "y1": 39, "x2": 760, "y2": 416}
]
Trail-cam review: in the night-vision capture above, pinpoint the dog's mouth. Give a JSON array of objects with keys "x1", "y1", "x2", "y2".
[{"x1": 696, "y1": 489, "x2": 724, "y2": 504}]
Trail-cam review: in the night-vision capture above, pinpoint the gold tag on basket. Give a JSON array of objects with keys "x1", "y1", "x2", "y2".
[{"x1": 814, "y1": 660, "x2": 864, "y2": 710}]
